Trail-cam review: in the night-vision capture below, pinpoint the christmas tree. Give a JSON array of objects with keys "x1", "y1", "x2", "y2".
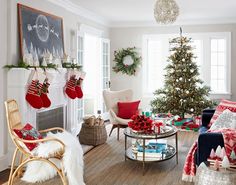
[{"x1": 150, "y1": 30, "x2": 215, "y2": 118}]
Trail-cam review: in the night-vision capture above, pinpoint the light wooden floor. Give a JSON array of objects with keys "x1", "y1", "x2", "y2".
[
  {"x1": 2, "y1": 127, "x2": 198, "y2": 185},
  {"x1": 84, "y1": 128, "x2": 197, "y2": 185}
]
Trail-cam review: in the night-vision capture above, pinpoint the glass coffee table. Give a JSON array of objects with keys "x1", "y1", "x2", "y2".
[{"x1": 124, "y1": 124, "x2": 178, "y2": 175}]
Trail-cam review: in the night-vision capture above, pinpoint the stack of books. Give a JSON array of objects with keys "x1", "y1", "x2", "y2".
[{"x1": 135, "y1": 140, "x2": 167, "y2": 159}]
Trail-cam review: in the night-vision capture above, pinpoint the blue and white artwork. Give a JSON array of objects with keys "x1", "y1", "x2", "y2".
[{"x1": 18, "y1": 4, "x2": 64, "y2": 62}]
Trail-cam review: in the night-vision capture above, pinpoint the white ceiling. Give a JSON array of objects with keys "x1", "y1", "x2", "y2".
[{"x1": 71, "y1": 0, "x2": 236, "y2": 26}]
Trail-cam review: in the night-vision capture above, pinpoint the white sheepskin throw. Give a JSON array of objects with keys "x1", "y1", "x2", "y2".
[{"x1": 22, "y1": 131, "x2": 85, "y2": 185}]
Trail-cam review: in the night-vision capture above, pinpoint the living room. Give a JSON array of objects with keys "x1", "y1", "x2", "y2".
[{"x1": 1, "y1": 0, "x2": 236, "y2": 185}]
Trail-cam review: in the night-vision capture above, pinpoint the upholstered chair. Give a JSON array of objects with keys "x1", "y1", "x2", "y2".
[{"x1": 103, "y1": 89, "x2": 133, "y2": 140}]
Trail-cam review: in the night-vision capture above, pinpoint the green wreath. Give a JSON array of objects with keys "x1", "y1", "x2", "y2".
[{"x1": 113, "y1": 47, "x2": 141, "y2": 76}]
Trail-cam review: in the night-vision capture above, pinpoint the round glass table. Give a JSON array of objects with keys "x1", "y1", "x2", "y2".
[{"x1": 124, "y1": 124, "x2": 178, "y2": 175}]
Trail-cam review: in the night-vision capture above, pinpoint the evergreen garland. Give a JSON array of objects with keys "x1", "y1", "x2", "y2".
[
  {"x1": 4, "y1": 59, "x2": 58, "y2": 70},
  {"x1": 150, "y1": 35, "x2": 216, "y2": 118},
  {"x1": 113, "y1": 47, "x2": 141, "y2": 76},
  {"x1": 3, "y1": 59, "x2": 82, "y2": 70},
  {"x1": 62, "y1": 63, "x2": 82, "y2": 69},
  {"x1": 4, "y1": 59, "x2": 31, "y2": 69}
]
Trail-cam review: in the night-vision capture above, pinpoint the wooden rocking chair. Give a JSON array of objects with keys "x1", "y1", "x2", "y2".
[{"x1": 5, "y1": 99, "x2": 67, "y2": 185}]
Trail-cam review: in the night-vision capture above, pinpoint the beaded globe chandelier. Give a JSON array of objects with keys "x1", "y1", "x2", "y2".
[{"x1": 154, "y1": 0, "x2": 179, "y2": 24}]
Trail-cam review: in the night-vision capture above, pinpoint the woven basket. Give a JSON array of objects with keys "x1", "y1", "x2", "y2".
[{"x1": 79, "y1": 123, "x2": 107, "y2": 146}]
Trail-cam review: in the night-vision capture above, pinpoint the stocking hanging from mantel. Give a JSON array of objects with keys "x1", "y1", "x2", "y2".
[
  {"x1": 75, "y1": 71, "x2": 86, "y2": 99},
  {"x1": 65, "y1": 71, "x2": 77, "y2": 99},
  {"x1": 40, "y1": 72, "x2": 53, "y2": 108},
  {"x1": 65, "y1": 70, "x2": 86, "y2": 100},
  {"x1": 25, "y1": 70, "x2": 46, "y2": 109}
]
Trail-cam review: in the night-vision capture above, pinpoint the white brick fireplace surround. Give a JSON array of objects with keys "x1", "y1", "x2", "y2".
[{"x1": 6, "y1": 68, "x2": 82, "y2": 164}]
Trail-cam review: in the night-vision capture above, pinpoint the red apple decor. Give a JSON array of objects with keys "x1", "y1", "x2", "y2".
[{"x1": 128, "y1": 114, "x2": 153, "y2": 133}]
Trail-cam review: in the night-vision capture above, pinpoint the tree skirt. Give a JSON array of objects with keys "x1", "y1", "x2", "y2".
[{"x1": 171, "y1": 118, "x2": 200, "y2": 132}]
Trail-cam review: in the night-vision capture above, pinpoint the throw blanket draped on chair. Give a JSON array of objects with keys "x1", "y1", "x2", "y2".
[
  {"x1": 22, "y1": 131, "x2": 85, "y2": 185},
  {"x1": 182, "y1": 128, "x2": 236, "y2": 182}
]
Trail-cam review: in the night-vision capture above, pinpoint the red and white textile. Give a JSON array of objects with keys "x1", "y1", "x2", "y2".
[{"x1": 182, "y1": 128, "x2": 236, "y2": 182}]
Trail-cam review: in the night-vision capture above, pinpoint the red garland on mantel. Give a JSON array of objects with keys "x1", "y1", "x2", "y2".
[{"x1": 128, "y1": 114, "x2": 153, "y2": 132}]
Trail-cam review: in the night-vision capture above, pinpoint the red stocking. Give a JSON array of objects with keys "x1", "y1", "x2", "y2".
[
  {"x1": 41, "y1": 73, "x2": 53, "y2": 108},
  {"x1": 75, "y1": 78, "x2": 83, "y2": 98},
  {"x1": 75, "y1": 71, "x2": 86, "y2": 99},
  {"x1": 41, "y1": 80, "x2": 51, "y2": 108},
  {"x1": 25, "y1": 72, "x2": 45, "y2": 109},
  {"x1": 65, "y1": 75, "x2": 77, "y2": 99}
]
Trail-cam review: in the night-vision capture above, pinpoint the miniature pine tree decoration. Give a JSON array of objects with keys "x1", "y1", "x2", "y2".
[
  {"x1": 210, "y1": 149, "x2": 216, "y2": 159},
  {"x1": 151, "y1": 28, "x2": 215, "y2": 118},
  {"x1": 230, "y1": 150, "x2": 236, "y2": 160},
  {"x1": 222, "y1": 156, "x2": 230, "y2": 169}
]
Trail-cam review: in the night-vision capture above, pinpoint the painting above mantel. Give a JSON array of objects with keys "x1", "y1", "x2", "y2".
[{"x1": 18, "y1": 4, "x2": 65, "y2": 64}]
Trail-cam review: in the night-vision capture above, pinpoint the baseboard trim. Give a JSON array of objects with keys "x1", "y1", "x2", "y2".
[{"x1": 0, "y1": 155, "x2": 9, "y2": 172}]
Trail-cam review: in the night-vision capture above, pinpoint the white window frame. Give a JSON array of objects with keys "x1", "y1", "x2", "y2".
[
  {"x1": 100, "y1": 38, "x2": 110, "y2": 113},
  {"x1": 76, "y1": 31, "x2": 85, "y2": 122},
  {"x1": 78, "y1": 24, "x2": 110, "y2": 117},
  {"x1": 142, "y1": 32, "x2": 231, "y2": 99}
]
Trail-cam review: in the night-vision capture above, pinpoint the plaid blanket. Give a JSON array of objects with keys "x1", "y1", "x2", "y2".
[{"x1": 182, "y1": 128, "x2": 236, "y2": 182}]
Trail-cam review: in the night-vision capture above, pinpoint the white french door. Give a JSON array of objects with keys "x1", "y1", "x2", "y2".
[
  {"x1": 101, "y1": 39, "x2": 110, "y2": 113},
  {"x1": 77, "y1": 32, "x2": 84, "y2": 122},
  {"x1": 77, "y1": 31, "x2": 110, "y2": 117}
]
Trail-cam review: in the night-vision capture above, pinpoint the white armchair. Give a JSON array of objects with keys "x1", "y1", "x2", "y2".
[{"x1": 103, "y1": 89, "x2": 133, "y2": 140}]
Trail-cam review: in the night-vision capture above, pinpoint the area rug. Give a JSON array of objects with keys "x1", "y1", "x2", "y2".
[{"x1": 84, "y1": 124, "x2": 197, "y2": 185}]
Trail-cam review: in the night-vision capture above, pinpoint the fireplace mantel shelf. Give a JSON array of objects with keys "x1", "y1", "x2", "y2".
[{"x1": 7, "y1": 68, "x2": 81, "y2": 137}]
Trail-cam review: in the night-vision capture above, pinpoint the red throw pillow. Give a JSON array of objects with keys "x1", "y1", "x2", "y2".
[
  {"x1": 209, "y1": 99, "x2": 236, "y2": 127},
  {"x1": 13, "y1": 123, "x2": 43, "y2": 151},
  {"x1": 117, "y1": 100, "x2": 140, "y2": 119}
]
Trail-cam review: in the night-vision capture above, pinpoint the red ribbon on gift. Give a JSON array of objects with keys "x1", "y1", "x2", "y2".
[{"x1": 155, "y1": 122, "x2": 163, "y2": 134}]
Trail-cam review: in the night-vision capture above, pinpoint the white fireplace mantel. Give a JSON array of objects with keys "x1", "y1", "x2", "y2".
[
  {"x1": 7, "y1": 68, "x2": 81, "y2": 133},
  {"x1": 6, "y1": 68, "x2": 83, "y2": 167}
]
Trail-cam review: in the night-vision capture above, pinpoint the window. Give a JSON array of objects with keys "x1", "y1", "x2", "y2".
[
  {"x1": 210, "y1": 39, "x2": 227, "y2": 93},
  {"x1": 146, "y1": 40, "x2": 164, "y2": 93},
  {"x1": 77, "y1": 33, "x2": 84, "y2": 122},
  {"x1": 143, "y1": 32, "x2": 231, "y2": 99},
  {"x1": 143, "y1": 35, "x2": 170, "y2": 93},
  {"x1": 101, "y1": 39, "x2": 110, "y2": 113}
]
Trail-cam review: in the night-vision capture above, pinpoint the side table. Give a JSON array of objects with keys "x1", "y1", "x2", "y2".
[{"x1": 124, "y1": 125, "x2": 178, "y2": 175}]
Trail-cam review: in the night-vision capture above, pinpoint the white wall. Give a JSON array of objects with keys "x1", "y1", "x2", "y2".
[
  {"x1": 0, "y1": 0, "x2": 9, "y2": 171},
  {"x1": 0, "y1": 0, "x2": 109, "y2": 171},
  {"x1": 8, "y1": 0, "x2": 109, "y2": 66},
  {"x1": 110, "y1": 24, "x2": 236, "y2": 110}
]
